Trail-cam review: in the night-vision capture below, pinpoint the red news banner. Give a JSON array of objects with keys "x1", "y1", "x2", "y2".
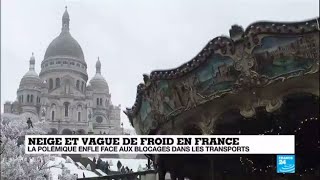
[{"x1": 25, "y1": 135, "x2": 295, "y2": 155}]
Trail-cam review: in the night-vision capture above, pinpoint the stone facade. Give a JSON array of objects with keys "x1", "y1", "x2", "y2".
[{"x1": 4, "y1": 7, "x2": 121, "y2": 135}]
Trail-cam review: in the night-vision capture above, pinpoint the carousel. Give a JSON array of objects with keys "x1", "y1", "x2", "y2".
[{"x1": 125, "y1": 17, "x2": 320, "y2": 179}]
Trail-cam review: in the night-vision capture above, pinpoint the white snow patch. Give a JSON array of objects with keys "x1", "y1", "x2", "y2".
[
  {"x1": 118, "y1": 154, "x2": 137, "y2": 159},
  {"x1": 65, "y1": 156, "x2": 74, "y2": 163},
  {"x1": 86, "y1": 164, "x2": 92, "y2": 171},
  {"x1": 48, "y1": 157, "x2": 99, "y2": 179},
  {"x1": 100, "y1": 158, "x2": 148, "y2": 172}
]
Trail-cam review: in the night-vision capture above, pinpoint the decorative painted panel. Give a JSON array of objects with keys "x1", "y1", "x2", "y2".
[
  {"x1": 253, "y1": 35, "x2": 317, "y2": 79},
  {"x1": 195, "y1": 54, "x2": 239, "y2": 96}
]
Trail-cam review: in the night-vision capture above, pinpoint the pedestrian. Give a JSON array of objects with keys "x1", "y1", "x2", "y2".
[{"x1": 27, "y1": 118, "x2": 33, "y2": 129}]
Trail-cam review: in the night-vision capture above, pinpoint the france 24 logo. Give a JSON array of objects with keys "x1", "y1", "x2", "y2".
[{"x1": 277, "y1": 155, "x2": 295, "y2": 173}]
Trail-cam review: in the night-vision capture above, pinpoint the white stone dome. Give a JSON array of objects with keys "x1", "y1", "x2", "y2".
[
  {"x1": 19, "y1": 53, "x2": 42, "y2": 88},
  {"x1": 44, "y1": 7, "x2": 85, "y2": 61},
  {"x1": 39, "y1": 7, "x2": 88, "y2": 81},
  {"x1": 89, "y1": 58, "x2": 109, "y2": 93}
]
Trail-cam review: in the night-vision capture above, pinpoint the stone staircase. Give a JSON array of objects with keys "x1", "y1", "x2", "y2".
[{"x1": 77, "y1": 170, "x2": 158, "y2": 180}]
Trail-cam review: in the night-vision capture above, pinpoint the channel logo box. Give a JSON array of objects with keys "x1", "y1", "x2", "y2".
[{"x1": 277, "y1": 155, "x2": 295, "y2": 173}]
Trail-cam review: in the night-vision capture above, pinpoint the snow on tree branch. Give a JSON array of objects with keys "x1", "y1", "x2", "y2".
[{"x1": 0, "y1": 113, "x2": 75, "y2": 180}]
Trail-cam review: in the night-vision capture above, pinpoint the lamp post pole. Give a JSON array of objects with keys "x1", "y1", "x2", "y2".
[
  {"x1": 121, "y1": 122, "x2": 124, "y2": 135},
  {"x1": 88, "y1": 111, "x2": 94, "y2": 135}
]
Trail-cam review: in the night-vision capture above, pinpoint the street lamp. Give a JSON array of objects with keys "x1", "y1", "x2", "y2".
[
  {"x1": 121, "y1": 122, "x2": 124, "y2": 135},
  {"x1": 88, "y1": 111, "x2": 92, "y2": 120},
  {"x1": 88, "y1": 111, "x2": 94, "y2": 134}
]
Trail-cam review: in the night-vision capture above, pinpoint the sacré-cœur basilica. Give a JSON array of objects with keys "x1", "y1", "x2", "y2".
[{"x1": 4, "y1": 7, "x2": 122, "y2": 135}]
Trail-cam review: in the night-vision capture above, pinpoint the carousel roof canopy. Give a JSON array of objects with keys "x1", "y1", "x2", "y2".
[{"x1": 125, "y1": 17, "x2": 320, "y2": 135}]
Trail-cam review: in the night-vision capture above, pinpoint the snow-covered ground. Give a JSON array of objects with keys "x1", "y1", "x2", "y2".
[
  {"x1": 88, "y1": 157, "x2": 148, "y2": 172},
  {"x1": 48, "y1": 157, "x2": 99, "y2": 179},
  {"x1": 47, "y1": 156, "x2": 148, "y2": 179},
  {"x1": 118, "y1": 154, "x2": 140, "y2": 159}
]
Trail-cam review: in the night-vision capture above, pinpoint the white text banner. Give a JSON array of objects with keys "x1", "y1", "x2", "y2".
[{"x1": 25, "y1": 135, "x2": 295, "y2": 154}]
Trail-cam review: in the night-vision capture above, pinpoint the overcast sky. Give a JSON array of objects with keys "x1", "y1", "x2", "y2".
[{"x1": 1, "y1": 0, "x2": 319, "y2": 129}]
